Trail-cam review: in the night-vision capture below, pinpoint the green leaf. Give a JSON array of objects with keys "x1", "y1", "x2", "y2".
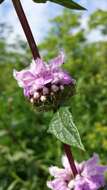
[
  {"x1": 7, "y1": 180, "x2": 19, "y2": 190},
  {"x1": 0, "y1": 0, "x2": 5, "y2": 4},
  {"x1": 33, "y1": 0, "x2": 47, "y2": 3},
  {"x1": 33, "y1": 0, "x2": 86, "y2": 10},
  {"x1": 48, "y1": 107, "x2": 84, "y2": 150},
  {"x1": 52, "y1": 0, "x2": 86, "y2": 10}
]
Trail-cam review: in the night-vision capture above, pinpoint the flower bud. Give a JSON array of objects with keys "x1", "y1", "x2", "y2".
[
  {"x1": 60, "y1": 85, "x2": 64, "y2": 91},
  {"x1": 51, "y1": 85, "x2": 59, "y2": 92},
  {"x1": 30, "y1": 98, "x2": 34, "y2": 104},
  {"x1": 40, "y1": 96, "x2": 46, "y2": 102},
  {"x1": 34, "y1": 92, "x2": 39, "y2": 99},
  {"x1": 43, "y1": 87, "x2": 49, "y2": 95}
]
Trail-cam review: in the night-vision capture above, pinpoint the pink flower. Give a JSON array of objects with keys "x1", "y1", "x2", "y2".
[
  {"x1": 47, "y1": 154, "x2": 107, "y2": 190},
  {"x1": 13, "y1": 52, "x2": 75, "y2": 104}
]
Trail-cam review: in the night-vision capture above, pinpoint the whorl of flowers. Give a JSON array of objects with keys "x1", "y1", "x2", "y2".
[
  {"x1": 47, "y1": 154, "x2": 107, "y2": 190},
  {"x1": 13, "y1": 52, "x2": 75, "y2": 109}
]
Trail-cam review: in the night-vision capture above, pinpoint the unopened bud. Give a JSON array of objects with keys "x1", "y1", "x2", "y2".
[
  {"x1": 51, "y1": 85, "x2": 59, "y2": 92},
  {"x1": 43, "y1": 87, "x2": 49, "y2": 95},
  {"x1": 51, "y1": 92, "x2": 54, "y2": 96},
  {"x1": 30, "y1": 98, "x2": 34, "y2": 103},
  {"x1": 34, "y1": 92, "x2": 39, "y2": 99},
  {"x1": 60, "y1": 85, "x2": 64, "y2": 91},
  {"x1": 40, "y1": 96, "x2": 46, "y2": 102}
]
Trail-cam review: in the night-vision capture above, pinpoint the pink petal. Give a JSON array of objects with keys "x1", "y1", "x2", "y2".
[
  {"x1": 61, "y1": 72, "x2": 74, "y2": 85},
  {"x1": 62, "y1": 155, "x2": 77, "y2": 176},
  {"x1": 75, "y1": 175, "x2": 94, "y2": 190},
  {"x1": 36, "y1": 58, "x2": 47, "y2": 74},
  {"x1": 24, "y1": 87, "x2": 31, "y2": 97},
  {"x1": 30, "y1": 58, "x2": 46, "y2": 75},
  {"x1": 13, "y1": 69, "x2": 35, "y2": 87},
  {"x1": 49, "y1": 166, "x2": 71, "y2": 181},
  {"x1": 43, "y1": 74, "x2": 53, "y2": 85},
  {"x1": 50, "y1": 52, "x2": 65, "y2": 70},
  {"x1": 62, "y1": 155, "x2": 71, "y2": 170},
  {"x1": 82, "y1": 154, "x2": 99, "y2": 176},
  {"x1": 47, "y1": 179, "x2": 68, "y2": 190},
  {"x1": 32, "y1": 78, "x2": 44, "y2": 90},
  {"x1": 47, "y1": 181, "x2": 54, "y2": 189}
]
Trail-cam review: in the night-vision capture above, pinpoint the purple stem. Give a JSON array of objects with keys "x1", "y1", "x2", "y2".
[
  {"x1": 12, "y1": 0, "x2": 40, "y2": 60},
  {"x1": 64, "y1": 144, "x2": 78, "y2": 177},
  {"x1": 11, "y1": 0, "x2": 78, "y2": 178}
]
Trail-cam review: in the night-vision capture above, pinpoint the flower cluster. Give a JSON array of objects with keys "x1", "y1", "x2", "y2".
[
  {"x1": 47, "y1": 154, "x2": 107, "y2": 190},
  {"x1": 13, "y1": 52, "x2": 75, "y2": 109}
]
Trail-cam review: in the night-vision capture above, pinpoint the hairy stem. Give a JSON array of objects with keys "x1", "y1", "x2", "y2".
[
  {"x1": 12, "y1": 0, "x2": 40, "y2": 60},
  {"x1": 64, "y1": 144, "x2": 78, "y2": 177}
]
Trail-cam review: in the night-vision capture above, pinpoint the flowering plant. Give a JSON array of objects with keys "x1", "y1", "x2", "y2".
[
  {"x1": 10, "y1": 0, "x2": 107, "y2": 189},
  {"x1": 14, "y1": 53, "x2": 107, "y2": 190}
]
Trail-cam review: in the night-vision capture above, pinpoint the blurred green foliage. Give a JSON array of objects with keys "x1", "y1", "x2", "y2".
[{"x1": 0, "y1": 9, "x2": 107, "y2": 189}]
